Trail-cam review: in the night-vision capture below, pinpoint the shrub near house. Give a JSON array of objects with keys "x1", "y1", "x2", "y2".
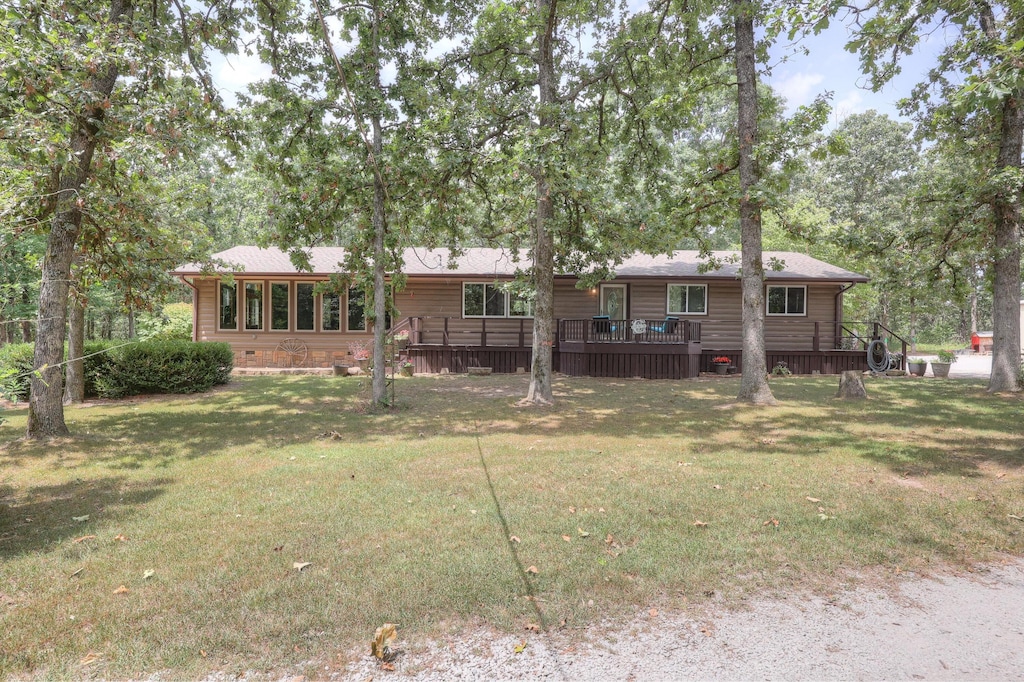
[{"x1": 0, "y1": 341, "x2": 233, "y2": 401}]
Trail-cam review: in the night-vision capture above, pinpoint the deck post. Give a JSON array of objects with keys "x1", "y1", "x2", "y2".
[
  {"x1": 481, "y1": 317, "x2": 487, "y2": 348},
  {"x1": 519, "y1": 318, "x2": 525, "y2": 348},
  {"x1": 443, "y1": 317, "x2": 449, "y2": 346},
  {"x1": 412, "y1": 317, "x2": 421, "y2": 345},
  {"x1": 813, "y1": 321, "x2": 820, "y2": 352}
]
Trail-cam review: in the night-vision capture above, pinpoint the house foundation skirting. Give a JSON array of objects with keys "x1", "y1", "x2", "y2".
[{"x1": 233, "y1": 348, "x2": 352, "y2": 369}]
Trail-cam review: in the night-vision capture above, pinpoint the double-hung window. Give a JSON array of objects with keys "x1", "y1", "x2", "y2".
[
  {"x1": 296, "y1": 283, "x2": 315, "y2": 331},
  {"x1": 766, "y1": 285, "x2": 806, "y2": 316},
  {"x1": 667, "y1": 284, "x2": 707, "y2": 315},
  {"x1": 347, "y1": 287, "x2": 367, "y2": 331}
]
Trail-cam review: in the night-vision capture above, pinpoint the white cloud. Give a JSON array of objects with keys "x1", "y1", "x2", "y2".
[
  {"x1": 831, "y1": 90, "x2": 865, "y2": 121},
  {"x1": 772, "y1": 72, "x2": 825, "y2": 109},
  {"x1": 212, "y1": 50, "x2": 274, "y2": 105}
]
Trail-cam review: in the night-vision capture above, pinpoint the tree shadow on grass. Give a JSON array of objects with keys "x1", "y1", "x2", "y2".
[{"x1": 0, "y1": 476, "x2": 170, "y2": 559}]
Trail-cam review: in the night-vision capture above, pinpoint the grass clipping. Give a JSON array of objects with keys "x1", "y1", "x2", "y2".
[{"x1": 371, "y1": 623, "x2": 397, "y2": 661}]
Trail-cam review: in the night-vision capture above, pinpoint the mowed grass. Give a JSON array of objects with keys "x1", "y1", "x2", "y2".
[{"x1": 1, "y1": 373, "x2": 1022, "y2": 678}]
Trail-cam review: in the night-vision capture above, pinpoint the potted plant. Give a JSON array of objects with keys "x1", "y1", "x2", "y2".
[
  {"x1": 907, "y1": 357, "x2": 928, "y2": 377},
  {"x1": 771, "y1": 361, "x2": 792, "y2": 377},
  {"x1": 392, "y1": 331, "x2": 410, "y2": 351},
  {"x1": 930, "y1": 349, "x2": 957, "y2": 378},
  {"x1": 712, "y1": 356, "x2": 731, "y2": 375},
  {"x1": 349, "y1": 341, "x2": 371, "y2": 372},
  {"x1": 399, "y1": 360, "x2": 414, "y2": 377}
]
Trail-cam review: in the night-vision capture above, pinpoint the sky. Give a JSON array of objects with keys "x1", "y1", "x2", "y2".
[{"x1": 209, "y1": 11, "x2": 950, "y2": 128}]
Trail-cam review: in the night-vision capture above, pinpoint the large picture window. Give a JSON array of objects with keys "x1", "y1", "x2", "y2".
[
  {"x1": 667, "y1": 284, "x2": 707, "y2": 315},
  {"x1": 463, "y1": 283, "x2": 532, "y2": 318},
  {"x1": 347, "y1": 287, "x2": 366, "y2": 331},
  {"x1": 270, "y1": 282, "x2": 289, "y2": 331},
  {"x1": 244, "y1": 282, "x2": 263, "y2": 330},
  {"x1": 322, "y1": 292, "x2": 341, "y2": 331},
  {"x1": 219, "y1": 282, "x2": 237, "y2": 330},
  {"x1": 296, "y1": 283, "x2": 315, "y2": 331},
  {"x1": 766, "y1": 285, "x2": 806, "y2": 316}
]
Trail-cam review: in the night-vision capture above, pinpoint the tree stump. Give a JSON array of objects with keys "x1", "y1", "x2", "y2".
[{"x1": 836, "y1": 370, "x2": 868, "y2": 399}]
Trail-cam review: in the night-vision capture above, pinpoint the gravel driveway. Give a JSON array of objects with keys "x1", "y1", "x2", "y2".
[{"x1": 340, "y1": 560, "x2": 1024, "y2": 681}]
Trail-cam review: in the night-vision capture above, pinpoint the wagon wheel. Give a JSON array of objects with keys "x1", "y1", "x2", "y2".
[{"x1": 276, "y1": 338, "x2": 308, "y2": 366}]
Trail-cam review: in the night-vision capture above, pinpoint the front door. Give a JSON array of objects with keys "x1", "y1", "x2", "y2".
[{"x1": 600, "y1": 284, "x2": 627, "y2": 320}]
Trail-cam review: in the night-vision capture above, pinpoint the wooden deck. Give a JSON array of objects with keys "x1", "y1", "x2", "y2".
[{"x1": 402, "y1": 317, "x2": 877, "y2": 379}]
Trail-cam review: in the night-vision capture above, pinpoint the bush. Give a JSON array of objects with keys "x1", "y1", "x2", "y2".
[
  {"x1": 0, "y1": 340, "x2": 232, "y2": 401},
  {"x1": 0, "y1": 343, "x2": 34, "y2": 401},
  {"x1": 137, "y1": 303, "x2": 193, "y2": 342},
  {"x1": 93, "y1": 341, "x2": 233, "y2": 398}
]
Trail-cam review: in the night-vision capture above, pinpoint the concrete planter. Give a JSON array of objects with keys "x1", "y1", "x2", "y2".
[
  {"x1": 930, "y1": 361, "x2": 951, "y2": 378},
  {"x1": 907, "y1": 361, "x2": 927, "y2": 377}
]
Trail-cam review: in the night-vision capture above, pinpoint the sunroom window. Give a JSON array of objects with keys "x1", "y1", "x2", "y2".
[
  {"x1": 244, "y1": 282, "x2": 263, "y2": 330},
  {"x1": 270, "y1": 282, "x2": 289, "y2": 331},
  {"x1": 219, "y1": 282, "x2": 237, "y2": 330},
  {"x1": 348, "y1": 287, "x2": 367, "y2": 331},
  {"x1": 296, "y1": 283, "x2": 315, "y2": 331},
  {"x1": 322, "y1": 292, "x2": 341, "y2": 331}
]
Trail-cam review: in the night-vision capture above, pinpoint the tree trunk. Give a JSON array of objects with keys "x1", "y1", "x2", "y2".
[
  {"x1": 369, "y1": 6, "x2": 388, "y2": 407},
  {"x1": 909, "y1": 296, "x2": 917, "y2": 353},
  {"x1": 523, "y1": 0, "x2": 557, "y2": 406},
  {"x1": 127, "y1": 308, "x2": 135, "y2": 339},
  {"x1": 987, "y1": 92, "x2": 1022, "y2": 393},
  {"x1": 836, "y1": 370, "x2": 868, "y2": 399},
  {"x1": 64, "y1": 292, "x2": 86, "y2": 405},
  {"x1": 733, "y1": 2, "x2": 775, "y2": 405},
  {"x1": 26, "y1": 0, "x2": 130, "y2": 439}
]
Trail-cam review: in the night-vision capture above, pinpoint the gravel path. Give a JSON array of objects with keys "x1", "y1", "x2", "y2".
[{"x1": 340, "y1": 559, "x2": 1024, "y2": 680}]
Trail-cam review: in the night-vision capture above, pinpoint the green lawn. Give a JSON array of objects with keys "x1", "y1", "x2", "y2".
[{"x1": 1, "y1": 373, "x2": 1022, "y2": 678}]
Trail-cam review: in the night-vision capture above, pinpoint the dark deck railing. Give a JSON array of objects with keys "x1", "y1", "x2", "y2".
[{"x1": 558, "y1": 318, "x2": 700, "y2": 345}]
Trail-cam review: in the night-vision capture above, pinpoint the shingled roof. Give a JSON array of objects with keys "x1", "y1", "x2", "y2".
[{"x1": 174, "y1": 246, "x2": 868, "y2": 282}]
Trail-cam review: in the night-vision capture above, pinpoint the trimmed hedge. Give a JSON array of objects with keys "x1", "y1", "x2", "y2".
[
  {"x1": 92, "y1": 341, "x2": 233, "y2": 398},
  {"x1": 0, "y1": 341, "x2": 233, "y2": 401}
]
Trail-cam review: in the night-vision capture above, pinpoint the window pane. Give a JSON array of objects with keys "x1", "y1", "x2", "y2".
[
  {"x1": 296, "y1": 283, "x2": 315, "y2": 330},
  {"x1": 688, "y1": 285, "x2": 706, "y2": 313},
  {"x1": 668, "y1": 285, "x2": 684, "y2": 314},
  {"x1": 787, "y1": 287, "x2": 805, "y2": 315},
  {"x1": 767, "y1": 286, "x2": 787, "y2": 314},
  {"x1": 244, "y1": 282, "x2": 263, "y2": 330},
  {"x1": 322, "y1": 292, "x2": 340, "y2": 330},
  {"x1": 509, "y1": 292, "x2": 533, "y2": 317},
  {"x1": 347, "y1": 287, "x2": 366, "y2": 331},
  {"x1": 484, "y1": 284, "x2": 506, "y2": 316},
  {"x1": 464, "y1": 284, "x2": 484, "y2": 316},
  {"x1": 271, "y1": 283, "x2": 289, "y2": 330},
  {"x1": 219, "y1": 282, "x2": 237, "y2": 330}
]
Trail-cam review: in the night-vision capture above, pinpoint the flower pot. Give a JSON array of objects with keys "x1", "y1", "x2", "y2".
[
  {"x1": 400, "y1": 365, "x2": 414, "y2": 377},
  {"x1": 714, "y1": 363, "x2": 729, "y2": 375},
  {"x1": 930, "y1": 361, "x2": 951, "y2": 378},
  {"x1": 907, "y1": 361, "x2": 927, "y2": 377}
]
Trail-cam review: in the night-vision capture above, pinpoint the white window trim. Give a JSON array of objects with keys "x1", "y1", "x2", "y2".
[
  {"x1": 463, "y1": 282, "x2": 509, "y2": 318},
  {"x1": 218, "y1": 281, "x2": 238, "y2": 332},
  {"x1": 766, "y1": 284, "x2": 808, "y2": 316},
  {"x1": 243, "y1": 281, "x2": 264, "y2": 331},
  {"x1": 269, "y1": 281, "x2": 291, "y2": 332},
  {"x1": 666, "y1": 283, "x2": 708, "y2": 316}
]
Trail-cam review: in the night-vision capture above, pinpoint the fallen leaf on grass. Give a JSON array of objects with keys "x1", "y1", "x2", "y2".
[
  {"x1": 381, "y1": 661, "x2": 395, "y2": 671},
  {"x1": 649, "y1": 608, "x2": 659, "y2": 617},
  {"x1": 293, "y1": 562, "x2": 312, "y2": 571},
  {"x1": 524, "y1": 623, "x2": 540, "y2": 632},
  {"x1": 693, "y1": 520, "x2": 708, "y2": 527},
  {"x1": 370, "y1": 623, "x2": 397, "y2": 660},
  {"x1": 80, "y1": 652, "x2": 102, "y2": 666},
  {"x1": 509, "y1": 535, "x2": 521, "y2": 543},
  {"x1": 568, "y1": 506, "x2": 576, "y2": 514},
  {"x1": 526, "y1": 565, "x2": 539, "y2": 574},
  {"x1": 73, "y1": 535, "x2": 96, "y2": 544},
  {"x1": 762, "y1": 518, "x2": 780, "y2": 528},
  {"x1": 577, "y1": 527, "x2": 590, "y2": 537},
  {"x1": 996, "y1": 473, "x2": 1007, "y2": 479},
  {"x1": 113, "y1": 585, "x2": 130, "y2": 594},
  {"x1": 561, "y1": 535, "x2": 571, "y2": 542},
  {"x1": 712, "y1": 484, "x2": 722, "y2": 490},
  {"x1": 818, "y1": 513, "x2": 836, "y2": 520},
  {"x1": 1008, "y1": 514, "x2": 1023, "y2": 521},
  {"x1": 806, "y1": 497, "x2": 821, "y2": 503},
  {"x1": 72, "y1": 515, "x2": 89, "y2": 522},
  {"x1": 143, "y1": 569, "x2": 155, "y2": 580},
  {"x1": 513, "y1": 641, "x2": 528, "y2": 654},
  {"x1": 113, "y1": 534, "x2": 128, "y2": 542}
]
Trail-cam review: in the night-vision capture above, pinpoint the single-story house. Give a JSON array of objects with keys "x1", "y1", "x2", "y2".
[{"x1": 173, "y1": 246, "x2": 877, "y2": 378}]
